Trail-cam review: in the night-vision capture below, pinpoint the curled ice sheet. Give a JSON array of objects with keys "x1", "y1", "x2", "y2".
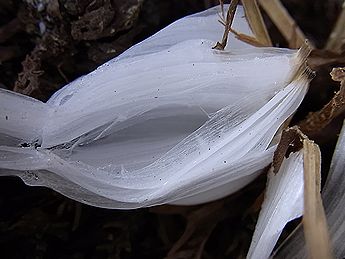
[
  {"x1": 247, "y1": 151, "x2": 304, "y2": 259},
  {"x1": 273, "y1": 120, "x2": 345, "y2": 259},
  {"x1": 0, "y1": 5, "x2": 309, "y2": 209}
]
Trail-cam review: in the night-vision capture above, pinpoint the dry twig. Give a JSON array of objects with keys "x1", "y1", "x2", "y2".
[
  {"x1": 213, "y1": 0, "x2": 240, "y2": 50},
  {"x1": 308, "y1": 49, "x2": 345, "y2": 70},
  {"x1": 229, "y1": 28, "x2": 268, "y2": 47}
]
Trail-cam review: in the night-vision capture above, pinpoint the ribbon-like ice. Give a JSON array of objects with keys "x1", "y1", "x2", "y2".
[{"x1": 0, "y1": 5, "x2": 310, "y2": 209}]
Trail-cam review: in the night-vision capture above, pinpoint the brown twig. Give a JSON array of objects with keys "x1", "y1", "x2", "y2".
[
  {"x1": 229, "y1": 28, "x2": 268, "y2": 47},
  {"x1": 298, "y1": 67, "x2": 345, "y2": 135},
  {"x1": 308, "y1": 49, "x2": 345, "y2": 70},
  {"x1": 213, "y1": 0, "x2": 240, "y2": 50}
]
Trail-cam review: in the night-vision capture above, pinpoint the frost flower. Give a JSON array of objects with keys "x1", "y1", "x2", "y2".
[{"x1": 0, "y1": 6, "x2": 310, "y2": 209}]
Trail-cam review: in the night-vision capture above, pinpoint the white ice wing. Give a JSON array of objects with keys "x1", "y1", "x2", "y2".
[
  {"x1": 161, "y1": 148, "x2": 275, "y2": 206},
  {"x1": 3, "y1": 148, "x2": 273, "y2": 209},
  {"x1": 42, "y1": 3, "x2": 296, "y2": 148},
  {"x1": 247, "y1": 150, "x2": 304, "y2": 259},
  {"x1": 273, "y1": 120, "x2": 345, "y2": 259},
  {"x1": 142, "y1": 79, "x2": 309, "y2": 205},
  {"x1": 0, "y1": 146, "x2": 49, "y2": 170},
  {"x1": 42, "y1": 40, "x2": 296, "y2": 148},
  {"x1": 64, "y1": 68, "x2": 306, "y2": 183},
  {"x1": 0, "y1": 75, "x2": 309, "y2": 209},
  {"x1": 66, "y1": 79, "x2": 306, "y2": 192},
  {"x1": 0, "y1": 89, "x2": 49, "y2": 145},
  {"x1": 0, "y1": 5, "x2": 310, "y2": 209}
]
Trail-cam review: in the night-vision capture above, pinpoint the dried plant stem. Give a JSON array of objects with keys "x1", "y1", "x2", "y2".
[
  {"x1": 213, "y1": 0, "x2": 239, "y2": 50},
  {"x1": 299, "y1": 68, "x2": 345, "y2": 135},
  {"x1": 241, "y1": 0, "x2": 272, "y2": 46},
  {"x1": 302, "y1": 139, "x2": 334, "y2": 259},
  {"x1": 258, "y1": 0, "x2": 313, "y2": 49},
  {"x1": 325, "y1": 1, "x2": 345, "y2": 53},
  {"x1": 229, "y1": 28, "x2": 267, "y2": 47}
]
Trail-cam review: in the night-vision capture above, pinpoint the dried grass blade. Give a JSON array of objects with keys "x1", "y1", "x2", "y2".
[
  {"x1": 325, "y1": 1, "x2": 345, "y2": 53},
  {"x1": 242, "y1": 0, "x2": 272, "y2": 46},
  {"x1": 229, "y1": 28, "x2": 267, "y2": 47},
  {"x1": 302, "y1": 139, "x2": 334, "y2": 259},
  {"x1": 258, "y1": 0, "x2": 313, "y2": 49}
]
